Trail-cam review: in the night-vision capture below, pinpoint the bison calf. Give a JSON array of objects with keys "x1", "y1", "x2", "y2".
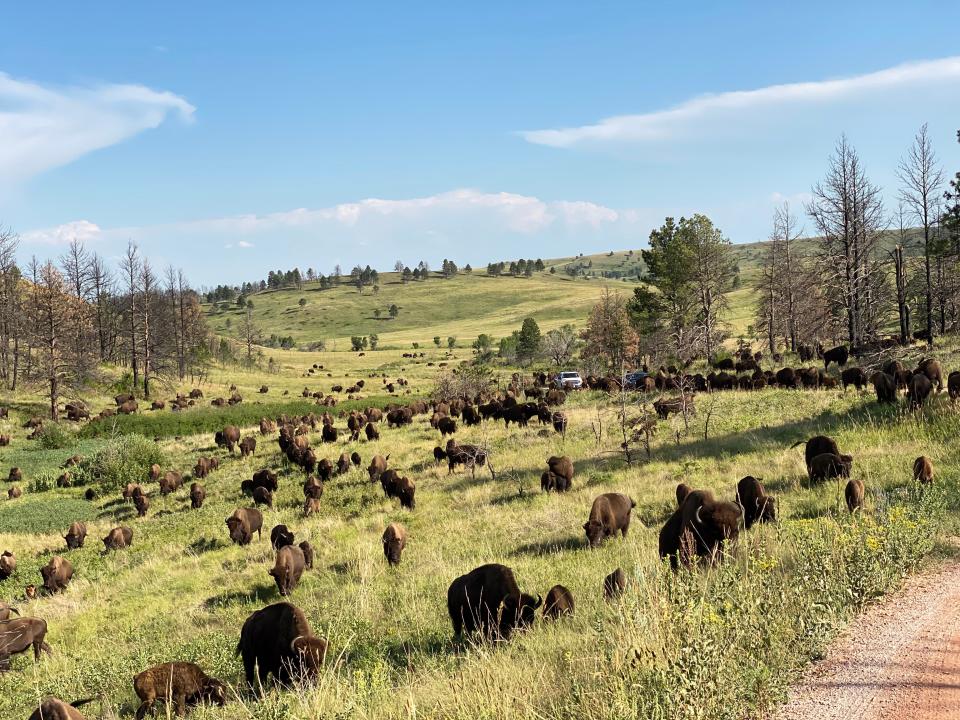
[
  {"x1": 603, "y1": 568, "x2": 627, "y2": 600},
  {"x1": 133, "y1": 662, "x2": 226, "y2": 719},
  {"x1": 583, "y1": 493, "x2": 636, "y2": 549},
  {"x1": 845, "y1": 478, "x2": 865, "y2": 513},
  {"x1": 542, "y1": 584, "x2": 574, "y2": 619},
  {"x1": 382, "y1": 523, "x2": 407, "y2": 566},
  {"x1": 103, "y1": 526, "x2": 133, "y2": 551},
  {"x1": 913, "y1": 456, "x2": 934, "y2": 485}
]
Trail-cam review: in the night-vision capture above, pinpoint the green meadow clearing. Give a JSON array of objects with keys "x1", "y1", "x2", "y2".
[{"x1": 1, "y1": 335, "x2": 958, "y2": 719}]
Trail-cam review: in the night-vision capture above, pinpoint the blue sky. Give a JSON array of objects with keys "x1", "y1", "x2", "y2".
[{"x1": 2, "y1": 2, "x2": 959, "y2": 286}]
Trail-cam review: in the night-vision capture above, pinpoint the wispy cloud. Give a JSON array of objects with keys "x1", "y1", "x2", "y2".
[
  {"x1": 522, "y1": 56, "x2": 960, "y2": 148},
  {"x1": 21, "y1": 220, "x2": 102, "y2": 246},
  {"x1": 0, "y1": 71, "x2": 194, "y2": 187}
]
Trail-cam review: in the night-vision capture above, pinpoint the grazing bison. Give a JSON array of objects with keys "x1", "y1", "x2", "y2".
[
  {"x1": 226, "y1": 508, "x2": 263, "y2": 546},
  {"x1": 190, "y1": 482, "x2": 206, "y2": 509},
  {"x1": 133, "y1": 662, "x2": 227, "y2": 719},
  {"x1": 214, "y1": 425, "x2": 241, "y2": 453},
  {"x1": 808, "y1": 453, "x2": 853, "y2": 483},
  {"x1": 367, "y1": 454, "x2": 389, "y2": 482},
  {"x1": 27, "y1": 698, "x2": 93, "y2": 720},
  {"x1": 239, "y1": 436, "x2": 257, "y2": 457},
  {"x1": 822, "y1": 345, "x2": 849, "y2": 369},
  {"x1": 118, "y1": 399, "x2": 139, "y2": 414},
  {"x1": 445, "y1": 440, "x2": 487, "y2": 474},
  {"x1": 7, "y1": 485, "x2": 22, "y2": 499},
  {"x1": 382, "y1": 523, "x2": 407, "y2": 566},
  {"x1": 0, "y1": 616, "x2": 52, "y2": 666},
  {"x1": 432, "y1": 446, "x2": 446, "y2": 464},
  {"x1": 158, "y1": 471, "x2": 183, "y2": 495},
  {"x1": 654, "y1": 395, "x2": 695, "y2": 419},
  {"x1": 675, "y1": 483, "x2": 693, "y2": 507},
  {"x1": 103, "y1": 526, "x2": 133, "y2": 551},
  {"x1": 252, "y1": 486, "x2": 274, "y2": 509},
  {"x1": 917, "y1": 358, "x2": 944, "y2": 391},
  {"x1": 269, "y1": 545, "x2": 306, "y2": 596},
  {"x1": 793, "y1": 435, "x2": 841, "y2": 474},
  {"x1": 541, "y1": 456, "x2": 574, "y2": 493},
  {"x1": 908, "y1": 372, "x2": 933, "y2": 409},
  {"x1": 321, "y1": 423, "x2": 338, "y2": 443},
  {"x1": 948, "y1": 370, "x2": 960, "y2": 402},
  {"x1": 0, "y1": 601, "x2": 19, "y2": 622},
  {"x1": 271, "y1": 524, "x2": 295, "y2": 550},
  {"x1": 364, "y1": 423, "x2": 380, "y2": 442},
  {"x1": 603, "y1": 568, "x2": 627, "y2": 600},
  {"x1": 447, "y1": 563, "x2": 542, "y2": 641},
  {"x1": 351, "y1": 451, "x2": 362, "y2": 467},
  {"x1": 840, "y1": 367, "x2": 867, "y2": 391},
  {"x1": 659, "y1": 490, "x2": 741, "y2": 568},
  {"x1": 40, "y1": 556, "x2": 73, "y2": 593},
  {"x1": 551, "y1": 412, "x2": 568, "y2": 434},
  {"x1": 336, "y1": 453, "x2": 351, "y2": 475},
  {"x1": 583, "y1": 493, "x2": 636, "y2": 549},
  {"x1": 735, "y1": 476, "x2": 777, "y2": 529},
  {"x1": 870, "y1": 371, "x2": 897, "y2": 403},
  {"x1": 236, "y1": 602, "x2": 328, "y2": 688},
  {"x1": 913, "y1": 456, "x2": 934, "y2": 485},
  {"x1": 64, "y1": 522, "x2": 87, "y2": 550},
  {"x1": 845, "y1": 478, "x2": 865, "y2": 513},
  {"x1": 542, "y1": 584, "x2": 574, "y2": 619},
  {"x1": 193, "y1": 457, "x2": 219, "y2": 479},
  {"x1": 260, "y1": 418, "x2": 277, "y2": 435},
  {"x1": 134, "y1": 493, "x2": 150, "y2": 518}
]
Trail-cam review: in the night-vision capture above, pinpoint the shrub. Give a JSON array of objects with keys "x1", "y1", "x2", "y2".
[
  {"x1": 76, "y1": 434, "x2": 167, "y2": 491},
  {"x1": 34, "y1": 423, "x2": 73, "y2": 450}
]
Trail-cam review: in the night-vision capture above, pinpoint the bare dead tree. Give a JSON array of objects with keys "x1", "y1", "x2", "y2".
[{"x1": 121, "y1": 242, "x2": 141, "y2": 389}]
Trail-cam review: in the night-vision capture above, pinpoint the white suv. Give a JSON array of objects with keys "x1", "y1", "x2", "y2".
[{"x1": 554, "y1": 371, "x2": 583, "y2": 389}]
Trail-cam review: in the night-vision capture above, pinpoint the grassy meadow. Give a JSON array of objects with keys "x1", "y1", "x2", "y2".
[{"x1": 1, "y1": 337, "x2": 959, "y2": 718}]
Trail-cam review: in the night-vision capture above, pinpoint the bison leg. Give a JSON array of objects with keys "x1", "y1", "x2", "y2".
[{"x1": 134, "y1": 699, "x2": 154, "y2": 720}]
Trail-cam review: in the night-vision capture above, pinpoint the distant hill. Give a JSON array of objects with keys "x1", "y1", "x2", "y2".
[{"x1": 207, "y1": 229, "x2": 926, "y2": 350}]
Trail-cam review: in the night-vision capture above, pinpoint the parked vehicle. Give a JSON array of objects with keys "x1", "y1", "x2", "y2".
[
  {"x1": 622, "y1": 371, "x2": 649, "y2": 389},
  {"x1": 554, "y1": 371, "x2": 583, "y2": 389}
]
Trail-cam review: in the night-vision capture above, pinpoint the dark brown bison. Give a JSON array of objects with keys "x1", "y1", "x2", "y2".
[
  {"x1": 551, "y1": 411, "x2": 568, "y2": 434},
  {"x1": 214, "y1": 425, "x2": 241, "y2": 452},
  {"x1": 226, "y1": 508, "x2": 263, "y2": 545},
  {"x1": 193, "y1": 457, "x2": 219, "y2": 479},
  {"x1": 382, "y1": 472, "x2": 416, "y2": 509},
  {"x1": 236, "y1": 602, "x2": 328, "y2": 688},
  {"x1": 675, "y1": 483, "x2": 693, "y2": 507},
  {"x1": 28, "y1": 698, "x2": 93, "y2": 720},
  {"x1": 542, "y1": 584, "x2": 574, "y2": 619},
  {"x1": 336, "y1": 453, "x2": 351, "y2": 475},
  {"x1": 653, "y1": 395, "x2": 695, "y2": 420},
  {"x1": 908, "y1": 372, "x2": 933, "y2": 409},
  {"x1": 7, "y1": 485, "x2": 22, "y2": 500},
  {"x1": 40, "y1": 556, "x2": 73, "y2": 593},
  {"x1": 250, "y1": 468, "x2": 279, "y2": 492},
  {"x1": 351, "y1": 451, "x2": 362, "y2": 466},
  {"x1": 239, "y1": 436, "x2": 257, "y2": 457},
  {"x1": 840, "y1": 367, "x2": 867, "y2": 391},
  {"x1": 271, "y1": 524, "x2": 295, "y2": 550},
  {"x1": 603, "y1": 568, "x2": 627, "y2": 600},
  {"x1": 808, "y1": 453, "x2": 853, "y2": 483},
  {"x1": 303, "y1": 475, "x2": 324, "y2": 500},
  {"x1": 252, "y1": 486, "x2": 274, "y2": 508},
  {"x1": 302, "y1": 497, "x2": 321, "y2": 516},
  {"x1": 8, "y1": 467, "x2": 22, "y2": 483},
  {"x1": 822, "y1": 345, "x2": 849, "y2": 369},
  {"x1": 870, "y1": 371, "x2": 897, "y2": 403},
  {"x1": 269, "y1": 544, "x2": 306, "y2": 596},
  {"x1": 437, "y1": 416, "x2": 457, "y2": 437},
  {"x1": 445, "y1": 440, "x2": 487, "y2": 475},
  {"x1": 0, "y1": 616, "x2": 52, "y2": 666},
  {"x1": 735, "y1": 476, "x2": 777, "y2": 529},
  {"x1": 134, "y1": 493, "x2": 150, "y2": 518},
  {"x1": 447, "y1": 563, "x2": 542, "y2": 641},
  {"x1": 793, "y1": 435, "x2": 841, "y2": 474},
  {"x1": 0, "y1": 550, "x2": 16, "y2": 580},
  {"x1": 540, "y1": 456, "x2": 574, "y2": 493},
  {"x1": 367, "y1": 454, "x2": 389, "y2": 482},
  {"x1": 845, "y1": 478, "x2": 865, "y2": 513},
  {"x1": 913, "y1": 456, "x2": 934, "y2": 484},
  {"x1": 659, "y1": 490, "x2": 742, "y2": 568},
  {"x1": 190, "y1": 482, "x2": 205, "y2": 509},
  {"x1": 917, "y1": 358, "x2": 944, "y2": 391},
  {"x1": 64, "y1": 522, "x2": 87, "y2": 550},
  {"x1": 947, "y1": 370, "x2": 960, "y2": 401},
  {"x1": 133, "y1": 662, "x2": 226, "y2": 719},
  {"x1": 382, "y1": 523, "x2": 407, "y2": 565},
  {"x1": 774, "y1": 367, "x2": 799, "y2": 388},
  {"x1": 103, "y1": 526, "x2": 133, "y2": 550},
  {"x1": 583, "y1": 493, "x2": 636, "y2": 549},
  {"x1": 432, "y1": 446, "x2": 446, "y2": 464},
  {"x1": 118, "y1": 399, "x2": 139, "y2": 414},
  {"x1": 158, "y1": 471, "x2": 183, "y2": 495}
]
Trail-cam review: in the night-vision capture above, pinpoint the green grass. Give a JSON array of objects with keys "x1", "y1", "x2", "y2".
[{"x1": 1, "y1": 369, "x2": 959, "y2": 718}]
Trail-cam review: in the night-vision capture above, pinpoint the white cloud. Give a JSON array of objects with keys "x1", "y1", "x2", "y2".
[
  {"x1": 522, "y1": 56, "x2": 960, "y2": 147},
  {"x1": 0, "y1": 71, "x2": 194, "y2": 187},
  {"x1": 237, "y1": 240, "x2": 254, "y2": 248},
  {"x1": 21, "y1": 220, "x2": 102, "y2": 245}
]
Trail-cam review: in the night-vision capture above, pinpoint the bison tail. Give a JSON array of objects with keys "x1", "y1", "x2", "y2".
[
  {"x1": 69, "y1": 699, "x2": 96, "y2": 710},
  {"x1": 789, "y1": 440, "x2": 805, "y2": 449},
  {"x1": 630, "y1": 499, "x2": 637, "y2": 508}
]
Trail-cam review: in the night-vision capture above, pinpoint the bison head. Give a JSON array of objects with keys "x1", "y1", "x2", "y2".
[
  {"x1": 290, "y1": 636, "x2": 327, "y2": 677},
  {"x1": 201, "y1": 678, "x2": 228, "y2": 706},
  {"x1": 583, "y1": 520, "x2": 606, "y2": 549},
  {"x1": 383, "y1": 538, "x2": 403, "y2": 565},
  {"x1": 226, "y1": 517, "x2": 245, "y2": 542},
  {"x1": 757, "y1": 495, "x2": 777, "y2": 523},
  {"x1": 499, "y1": 593, "x2": 542, "y2": 638}
]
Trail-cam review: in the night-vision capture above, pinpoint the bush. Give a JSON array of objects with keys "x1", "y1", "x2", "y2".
[
  {"x1": 33, "y1": 423, "x2": 74, "y2": 450},
  {"x1": 76, "y1": 434, "x2": 167, "y2": 491}
]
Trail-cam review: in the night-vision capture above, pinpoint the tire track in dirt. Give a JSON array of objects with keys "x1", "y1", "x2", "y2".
[{"x1": 776, "y1": 555, "x2": 960, "y2": 720}]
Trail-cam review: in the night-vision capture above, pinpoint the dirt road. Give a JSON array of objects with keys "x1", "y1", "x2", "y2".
[{"x1": 776, "y1": 556, "x2": 960, "y2": 720}]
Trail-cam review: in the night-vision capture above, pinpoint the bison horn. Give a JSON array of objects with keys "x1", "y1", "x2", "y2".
[
  {"x1": 290, "y1": 635, "x2": 305, "y2": 652},
  {"x1": 694, "y1": 505, "x2": 704, "y2": 524}
]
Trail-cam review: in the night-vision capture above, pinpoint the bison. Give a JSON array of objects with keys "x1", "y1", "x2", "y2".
[
  {"x1": 214, "y1": 425, "x2": 241, "y2": 453},
  {"x1": 870, "y1": 371, "x2": 897, "y2": 403},
  {"x1": 840, "y1": 367, "x2": 867, "y2": 391},
  {"x1": 27, "y1": 698, "x2": 93, "y2": 720},
  {"x1": 0, "y1": 550, "x2": 16, "y2": 580},
  {"x1": 541, "y1": 456, "x2": 574, "y2": 493},
  {"x1": 239, "y1": 436, "x2": 257, "y2": 457},
  {"x1": 103, "y1": 526, "x2": 133, "y2": 550},
  {"x1": 948, "y1": 370, "x2": 960, "y2": 402},
  {"x1": 822, "y1": 345, "x2": 849, "y2": 369},
  {"x1": 913, "y1": 456, "x2": 934, "y2": 485},
  {"x1": 226, "y1": 508, "x2": 263, "y2": 546},
  {"x1": 7, "y1": 486, "x2": 22, "y2": 500},
  {"x1": 735, "y1": 476, "x2": 776, "y2": 529},
  {"x1": 603, "y1": 568, "x2": 627, "y2": 600},
  {"x1": 845, "y1": 478, "x2": 865, "y2": 513},
  {"x1": 271, "y1": 524, "x2": 295, "y2": 550},
  {"x1": 236, "y1": 602, "x2": 328, "y2": 688},
  {"x1": 190, "y1": 482, "x2": 206, "y2": 509},
  {"x1": 134, "y1": 493, "x2": 150, "y2": 518},
  {"x1": 158, "y1": 471, "x2": 183, "y2": 495},
  {"x1": 382, "y1": 523, "x2": 407, "y2": 566},
  {"x1": 908, "y1": 372, "x2": 933, "y2": 409},
  {"x1": 583, "y1": 493, "x2": 636, "y2": 549},
  {"x1": 269, "y1": 545, "x2": 306, "y2": 596},
  {"x1": 808, "y1": 453, "x2": 853, "y2": 483},
  {"x1": 133, "y1": 662, "x2": 227, "y2": 719},
  {"x1": 675, "y1": 483, "x2": 693, "y2": 507},
  {"x1": 40, "y1": 556, "x2": 73, "y2": 593},
  {"x1": 64, "y1": 522, "x2": 87, "y2": 550},
  {"x1": 367, "y1": 454, "x2": 389, "y2": 482},
  {"x1": 793, "y1": 435, "x2": 841, "y2": 474},
  {"x1": 542, "y1": 584, "x2": 574, "y2": 619},
  {"x1": 658, "y1": 490, "x2": 741, "y2": 568},
  {"x1": 447, "y1": 563, "x2": 542, "y2": 641},
  {"x1": 0, "y1": 601, "x2": 19, "y2": 622},
  {"x1": 299, "y1": 541, "x2": 314, "y2": 570},
  {"x1": 0, "y1": 616, "x2": 52, "y2": 666}
]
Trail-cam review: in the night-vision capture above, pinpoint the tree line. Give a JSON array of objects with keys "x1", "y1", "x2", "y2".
[{"x1": 0, "y1": 231, "x2": 209, "y2": 419}]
